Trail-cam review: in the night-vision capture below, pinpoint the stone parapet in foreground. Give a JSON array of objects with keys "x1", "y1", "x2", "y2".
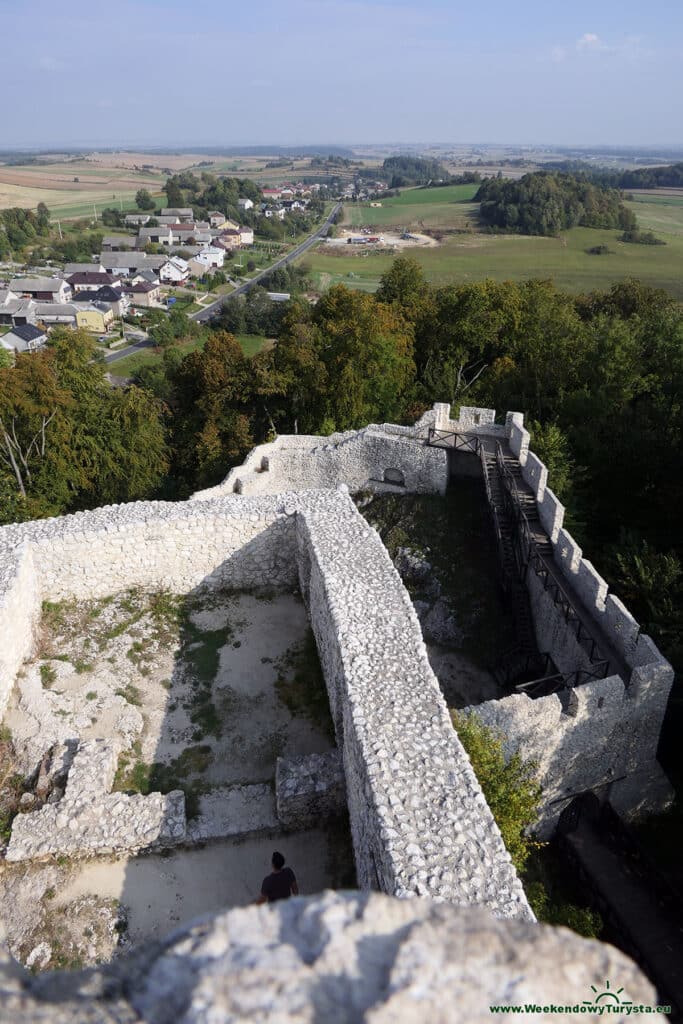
[{"x1": 0, "y1": 891, "x2": 665, "y2": 1023}]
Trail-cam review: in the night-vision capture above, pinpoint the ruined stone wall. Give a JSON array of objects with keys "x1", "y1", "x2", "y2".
[
  {"x1": 0, "y1": 403, "x2": 672, "y2": 915},
  {"x1": 295, "y1": 489, "x2": 531, "y2": 918},
  {"x1": 191, "y1": 408, "x2": 446, "y2": 501},
  {"x1": 0, "y1": 544, "x2": 39, "y2": 718},
  {"x1": 429, "y1": 402, "x2": 674, "y2": 833},
  {"x1": 0, "y1": 496, "x2": 299, "y2": 717},
  {"x1": 0, "y1": 488, "x2": 531, "y2": 918}
]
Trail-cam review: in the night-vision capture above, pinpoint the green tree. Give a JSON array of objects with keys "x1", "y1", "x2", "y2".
[
  {"x1": 451, "y1": 710, "x2": 541, "y2": 872},
  {"x1": 135, "y1": 189, "x2": 156, "y2": 211},
  {"x1": 169, "y1": 332, "x2": 256, "y2": 490},
  {"x1": 527, "y1": 421, "x2": 576, "y2": 504},
  {"x1": 376, "y1": 256, "x2": 430, "y2": 323},
  {"x1": 310, "y1": 285, "x2": 415, "y2": 430}
]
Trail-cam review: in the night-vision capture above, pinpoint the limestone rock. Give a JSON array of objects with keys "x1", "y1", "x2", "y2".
[{"x1": 0, "y1": 892, "x2": 665, "y2": 1023}]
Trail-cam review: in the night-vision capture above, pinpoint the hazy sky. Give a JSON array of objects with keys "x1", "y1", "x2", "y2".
[{"x1": 3, "y1": 0, "x2": 681, "y2": 147}]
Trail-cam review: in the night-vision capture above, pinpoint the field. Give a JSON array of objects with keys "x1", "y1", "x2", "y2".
[
  {"x1": 111, "y1": 334, "x2": 272, "y2": 378},
  {"x1": 344, "y1": 184, "x2": 479, "y2": 230},
  {"x1": 0, "y1": 158, "x2": 166, "y2": 219},
  {"x1": 303, "y1": 189, "x2": 683, "y2": 301}
]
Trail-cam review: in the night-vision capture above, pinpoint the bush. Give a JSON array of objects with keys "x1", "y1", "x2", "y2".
[
  {"x1": 619, "y1": 229, "x2": 666, "y2": 245},
  {"x1": 451, "y1": 710, "x2": 541, "y2": 871}
]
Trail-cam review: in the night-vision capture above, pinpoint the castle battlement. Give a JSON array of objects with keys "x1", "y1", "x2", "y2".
[{"x1": 0, "y1": 404, "x2": 672, "y2": 917}]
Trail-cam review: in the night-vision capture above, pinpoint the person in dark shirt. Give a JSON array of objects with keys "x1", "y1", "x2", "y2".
[{"x1": 256, "y1": 851, "x2": 299, "y2": 904}]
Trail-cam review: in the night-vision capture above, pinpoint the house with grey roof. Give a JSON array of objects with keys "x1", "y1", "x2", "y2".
[
  {"x1": 64, "y1": 263, "x2": 106, "y2": 276},
  {"x1": 159, "y1": 256, "x2": 189, "y2": 284},
  {"x1": 71, "y1": 285, "x2": 130, "y2": 317},
  {"x1": 137, "y1": 226, "x2": 174, "y2": 247},
  {"x1": 33, "y1": 303, "x2": 78, "y2": 326},
  {"x1": 124, "y1": 214, "x2": 151, "y2": 227},
  {"x1": 0, "y1": 290, "x2": 37, "y2": 326},
  {"x1": 101, "y1": 235, "x2": 137, "y2": 251},
  {"x1": 0, "y1": 323, "x2": 47, "y2": 355},
  {"x1": 121, "y1": 281, "x2": 162, "y2": 307},
  {"x1": 9, "y1": 277, "x2": 72, "y2": 303},
  {"x1": 98, "y1": 253, "x2": 167, "y2": 275},
  {"x1": 160, "y1": 207, "x2": 194, "y2": 222}
]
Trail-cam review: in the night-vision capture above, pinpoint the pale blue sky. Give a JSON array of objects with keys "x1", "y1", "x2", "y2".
[{"x1": 2, "y1": 0, "x2": 681, "y2": 147}]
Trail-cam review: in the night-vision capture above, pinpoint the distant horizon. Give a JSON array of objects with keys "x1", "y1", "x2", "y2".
[{"x1": 2, "y1": 142, "x2": 683, "y2": 156}]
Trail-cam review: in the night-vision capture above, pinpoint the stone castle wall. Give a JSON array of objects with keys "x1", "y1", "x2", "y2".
[
  {"x1": 295, "y1": 490, "x2": 529, "y2": 915},
  {"x1": 431, "y1": 404, "x2": 674, "y2": 833},
  {"x1": 0, "y1": 488, "x2": 530, "y2": 919},
  {"x1": 0, "y1": 404, "x2": 672, "y2": 913},
  {"x1": 191, "y1": 408, "x2": 447, "y2": 500}
]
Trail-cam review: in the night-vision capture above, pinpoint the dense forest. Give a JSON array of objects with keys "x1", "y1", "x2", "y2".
[
  {"x1": 382, "y1": 155, "x2": 449, "y2": 188},
  {"x1": 550, "y1": 160, "x2": 683, "y2": 190},
  {"x1": 0, "y1": 204, "x2": 50, "y2": 257},
  {"x1": 1, "y1": 261, "x2": 681, "y2": 692},
  {"x1": 475, "y1": 172, "x2": 637, "y2": 236}
]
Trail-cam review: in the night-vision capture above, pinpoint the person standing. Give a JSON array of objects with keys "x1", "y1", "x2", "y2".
[{"x1": 255, "y1": 851, "x2": 299, "y2": 904}]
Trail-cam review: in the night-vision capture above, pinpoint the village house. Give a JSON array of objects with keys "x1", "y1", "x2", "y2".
[
  {"x1": 9, "y1": 277, "x2": 72, "y2": 303},
  {"x1": 130, "y1": 269, "x2": 161, "y2": 286},
  {"x1": 71, "y1": 285, "x2": 130, "y2": 318},
  {"x1": 239, "y1": 226, "x2": 254, "y2": 245},
  {"x1": 122, "y1": 281, "x2": 162, "y2": 307},
  {"x1": 75, "y1": 303, "x2": 114, "y2": 334},
  {"x1": 101, "y1": 235, "x2": 137, "y2": 252},
  {"x1": 124, "y1": 214, "x2": 151, "y2": 227},
  {"x1": 33, "y1": 303, "x2": 78, "y2": 326},
  {"x1": 262, "y1": 188, "x2": 281, "y2": 201},
  {"x1": 160, "y1": 207, "x2": 194, "y2": 222},
  {"x1": 237, "y1": 198, "x2": 254, "y2": 211},
  {"x1": 0, "y1": 323, "x2": 48, "y2": 355},
  {"x1": 0, "y1": 290, "x2": 35, "y2": 326},
  {"x1": 98, "y1": 253, "x2": 167, "y2": 277},
  {"x1": 260, "y1": 204, "x2": 286, "y2": 221},
  {"x1": 159, "y1": 256, "x2": 190, "y2": 284},
  {"x1": 66, "y1": 272, "x2": 122, "y2": 293},
  {"x1": 216, "y1": 228, "x2": 241, "y2": 248},
  {"x1": 137, "y1": 226, "x2": 174, "y2": 247},
  {"x1": 208, "y1": 211, "x2": 227, "y2": 227},
  {"x1": 63, "y1": 262, "x2": 106, "y2": 276},
  {"x1": 188, "y1": 247, "x2": 225, "y2": 277}
]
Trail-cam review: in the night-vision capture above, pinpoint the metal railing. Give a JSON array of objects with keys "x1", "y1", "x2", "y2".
[
  {"x1": 493, "y1": 441, "x2": 611, "y2": 683},
  {"x1": 426, "y1": 427, "x2": 481, "y2": 454}
]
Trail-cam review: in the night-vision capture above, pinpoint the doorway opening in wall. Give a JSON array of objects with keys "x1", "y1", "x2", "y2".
[
  {"x1": 356, "y1": 482, "x2": 517, "y2": 709},
  {"x1": 0, "y1": 585, "x2": 355, "y2": 971}
]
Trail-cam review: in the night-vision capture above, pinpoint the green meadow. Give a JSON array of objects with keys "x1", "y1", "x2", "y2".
[
  {"x1": 305, "y1": 190, "x2": 683, "y2": 301},
  {"x1": 344, "y1": 183, "x2": 479, "y2": 230},
  {"x1": 111, "y1": 334, "x2": 271, "y2": 378}
]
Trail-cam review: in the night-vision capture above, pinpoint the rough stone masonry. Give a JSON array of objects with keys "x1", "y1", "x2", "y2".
[{"x1": 0, "y1": 404, "x2": 673, "y2": 928}]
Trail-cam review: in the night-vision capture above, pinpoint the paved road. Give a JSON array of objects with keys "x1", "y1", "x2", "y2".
[
  {"x1": 104, "y1": 204, "x2": 340, "y2": 364},
  {"x1": 192, "y1": 203, "x2": 341, "y2": 323},
  {"x1": 103, "y1": 335, "x2": 151, "y2": 365}
]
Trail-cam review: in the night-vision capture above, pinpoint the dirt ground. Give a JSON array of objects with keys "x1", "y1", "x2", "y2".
[
  {"x1": 0, "y1": 586, "x2": 349, "y2": 970},
  {"x1": 323, "y1": 228, "x2": 437, "y2": 249}
]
